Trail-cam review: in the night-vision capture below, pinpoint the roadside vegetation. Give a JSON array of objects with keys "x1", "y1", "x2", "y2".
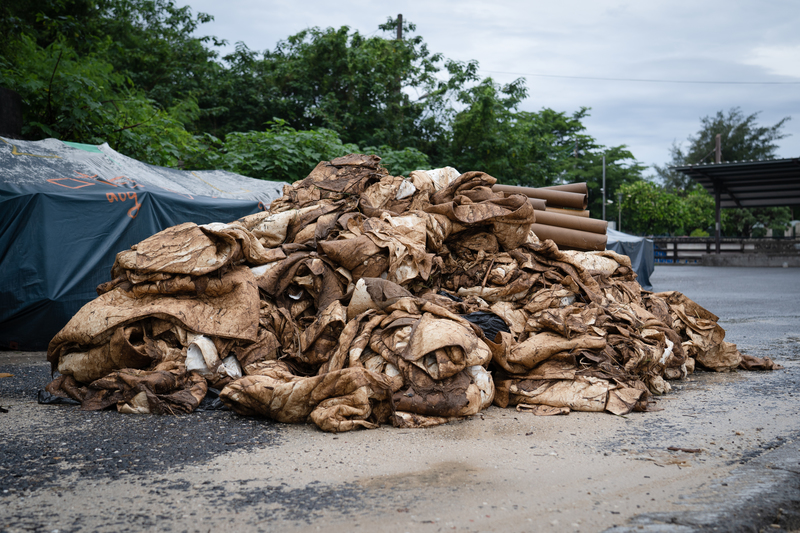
[{"x1": 0, "y1": 0, "x2": 792, "y2": 236}]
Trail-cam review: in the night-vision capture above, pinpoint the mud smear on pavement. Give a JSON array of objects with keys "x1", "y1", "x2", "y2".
[
  {"x1": 0, "y1": 359, "x2": 282, "y2": 493},
  {"x1": 2, "y1": 479, "x2": 391, "y2": 533},
  {"x1": 359, "y1": 460, "x2": 483, "y2": 491}
]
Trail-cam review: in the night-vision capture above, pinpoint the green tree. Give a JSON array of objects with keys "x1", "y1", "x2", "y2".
[
  {"x1": 442, "y1": 79, "x2": 596, "y2": 186},
  {"x1": 655, "y1": 107, "x2": 791, "y2": 191},
  {"x1": 0, "y1": 0, "x2": 102, "y2": 58},
  {"x1": 722, "y1": 207, "x2": 792, "y2": 238},
  {"x1": 95, "y1": 0, "x2": 224, "y2": 110},
  {"x1": 1, "y1": 0, "x2": 223, "y2": 113},
  {"x1": 557, "y1": 144, "x2": 646, "y2": 220},
  {"x1": 209, "y1": 19, "x2": 447, "y2": 150},
  {"x1": 1, "y1": 4, "x2": 648, "y2": 191},
  {"x1": 682, "y1": 185, "x2": 715, "y2": 236},
  {"x1": 207, "y1": 121, "x2": 430, "y2": 182},
  {"x1": 617, "y1": 181, "x2": 681, "y2": 236},
  {"x1": 0, "y1": 34, "x2": 203, "y2": 167}
]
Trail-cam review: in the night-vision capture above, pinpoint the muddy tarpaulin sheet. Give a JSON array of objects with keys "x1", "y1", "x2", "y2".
[
  {"x1": 0, "y1": 137, "x2": 286, "y2": 350},
  {"x1": 44, "y1": 156, "x2": 782, "y2": 432},
  {"x1": 606, "y1": 229, "x2": 654, "y2": 291}
]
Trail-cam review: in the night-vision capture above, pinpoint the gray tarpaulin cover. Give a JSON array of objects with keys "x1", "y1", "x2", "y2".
[
  {"x1": 606, "y1": 228, "x2": 654, "y2": 291},
  {"x1": 0, "y1": 137, "x2": 286, "y2": 349},
  {"x1": 42, "y1": 154, "x2": 782, "y2": 431}
]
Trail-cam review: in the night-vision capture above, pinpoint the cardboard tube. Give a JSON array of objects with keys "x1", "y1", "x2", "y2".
[
  {"x1": 535, "y1": 210, "x2": 607, "y2": 235},
  {"x1": 545, "y1": 207, "x2": 590, "y2": 218},
  {"x1": 528, "y1": 197, "x2": 547, "y2": 211},
  {"x1": 543, "y1": 182, "x2": 589, "y2": 195},
  {"x1": 492, "y1": 184, "x2": 587, "y2": 210},
  {"x1": 531, "y1": 223, "x2": 607, "y2": 251}
]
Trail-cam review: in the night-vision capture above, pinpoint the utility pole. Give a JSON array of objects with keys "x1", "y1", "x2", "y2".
[
  {"x1": 618, "y1": 192, "x2": 622, "y2": 232},
  {"x1": 602, "y1": 154, "x2": 606, "y2": 222},
  {"x1": 714, "y1": 133, "x2": 721, "y2": 163},
  {"x1": 397, "y1": 14, "x2": 403, "y2": 40}
]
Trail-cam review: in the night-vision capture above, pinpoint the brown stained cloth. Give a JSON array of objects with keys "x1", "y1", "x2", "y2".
[
  {"x1": 256, "y1": 251, "x2": 349, "y2": 314},
  {"x1": 220, "y1": 361, "x2": 393, "y2": 432},
  {"x1": 398, "y1": 312, "x2": 491, "y2": 380},
  {"x1": 112, "y1": 222, "x2": 233, "y2": 277},
  {"x1": 347, "y1": 277, "x2": 414, "y2": 320},
  {"x1": 523, "y1": 241, "x2": 606, "y2": 303},
  {"x1": 494, "y1": 375, "x2": 645, "y2": 416},
  {"x1": 392, "y1": 366, "x2": 485, "y2": 418},
  {"x1": 358, "y1": 174, "x2": 432, "y2": 217},
  {"x1": 269, "y1": 155, "x2": 386, "y2": 212},
  {"x1": 48, "y1": 363, "x2": 207, "y2": 414},
  {"x1": 317, "y1": 235, "x2": 384, "y2": 272},
  {"x1": 49, "y1": 266, "x2": 259, "y2": 378},
  {"x1": 108, "y1": 221, "x2": 284, "y2": 284},
  {"x1": 391, "y1": 411, "x2": 452, "y2": 428},
  {"x1": 361, "y1": 213, "x2": 435, "y2": 284},
  {"x1": 54, "y1": 324, "x2": 153, "y2": 384},
  {"x1": 650, "y1": 290, "x2": 741, "y2": 371},
  {"x1": 455, "y1": 268, "x2": 539, "y2": 303},
  {"x1": 298, "y1": 301, "x2": 347, "y2": 367},
  {"x1": 426, "y1": 191, "x2": 535, "y2": 251},
  {"x1": 739, "y1": 354, "x2": 784, "y2": 370},
  {"x1": 45, "y1": 157, "x2": 781, "y2": 432},
  {"x1": 238, "y1": 205, "x2": 325, "y2": 248},
  {"x1": 490, "y1": 331, "x2": 606, "y2": 374}
]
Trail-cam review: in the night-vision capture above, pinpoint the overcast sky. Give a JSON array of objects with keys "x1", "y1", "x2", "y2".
[{"x1": 176, "y1": 0, "x2": 799, "y2": 174}]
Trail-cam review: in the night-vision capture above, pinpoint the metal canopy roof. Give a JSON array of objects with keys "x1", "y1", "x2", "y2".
[{"x1": 672, "y1": 157, "x2": 800, "y2": 208}]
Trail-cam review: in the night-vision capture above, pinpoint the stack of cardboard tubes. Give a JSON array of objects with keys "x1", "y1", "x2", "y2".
[{"x1": 492, "y1": 183, "x2": 607, "y2": 251}]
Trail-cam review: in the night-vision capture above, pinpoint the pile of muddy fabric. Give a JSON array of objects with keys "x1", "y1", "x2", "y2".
[{"x1": 44, "y1": 154, "x2": 782, "y2": 432}]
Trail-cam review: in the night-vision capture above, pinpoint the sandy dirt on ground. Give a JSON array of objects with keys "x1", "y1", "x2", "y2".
[
  {"x1": 2, "y1": 349, "x2": 797, "y2": 533},
  {"x1": 3, "y1": 266, "x2": 799, "y2": 532}
]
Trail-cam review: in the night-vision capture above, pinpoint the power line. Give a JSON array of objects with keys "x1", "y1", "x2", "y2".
[{"x1": 480, "y1": 70, "x2": 800, "y2": 85}]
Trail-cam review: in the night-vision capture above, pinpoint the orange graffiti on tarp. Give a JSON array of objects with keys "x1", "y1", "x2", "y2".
[
  {"x1": 47, "y1": 172, "x2": 98, "y2": 189},
  {"x1": 106, "y1": 191, "x2": 141, "y2": 219},
  {"x1": 104, "y1": 176, "x2": 144, "y2": 189}
]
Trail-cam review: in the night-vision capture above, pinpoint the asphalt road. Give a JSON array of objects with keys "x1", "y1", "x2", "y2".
[{"x1": 1, "y1": 265, "x2": 798, "y2": 533}]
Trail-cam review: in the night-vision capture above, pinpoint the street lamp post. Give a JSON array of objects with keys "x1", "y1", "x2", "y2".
[{"x1": 602, "y1": 154, "x2": 606, "y2": 222}]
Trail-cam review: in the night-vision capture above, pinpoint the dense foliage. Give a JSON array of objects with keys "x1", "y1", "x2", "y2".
[
  {"x1": 0, "y1": 1, "x2": 641, "y2": 184},
  {"x1": 1, "y1": 1, "x2": 793, "y2": 237}
]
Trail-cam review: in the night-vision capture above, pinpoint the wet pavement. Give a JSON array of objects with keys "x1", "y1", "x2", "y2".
[{"x1": 1, "y1": 265, "x2": 799, "y2": 532}]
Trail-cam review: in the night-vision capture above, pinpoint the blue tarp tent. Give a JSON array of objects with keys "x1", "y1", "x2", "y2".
[
  {"x1": 0, "y1": 137, "x2": 286, "y2": 350},
  {"x1": 606, "y1": 228, "x2": 654, "y2": 291}
]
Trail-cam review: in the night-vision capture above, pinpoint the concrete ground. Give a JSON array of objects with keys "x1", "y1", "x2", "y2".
[{"x1": 1, "y1": 265, "x2": 799, "y2": 533}]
